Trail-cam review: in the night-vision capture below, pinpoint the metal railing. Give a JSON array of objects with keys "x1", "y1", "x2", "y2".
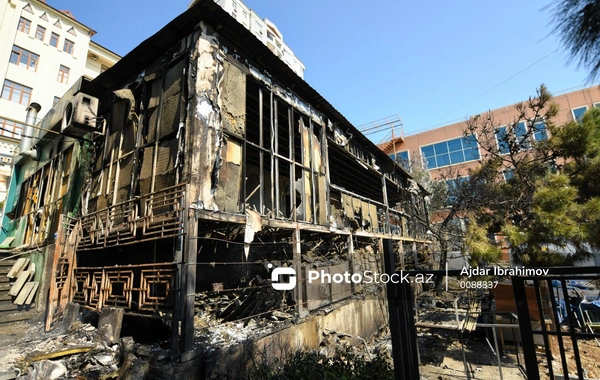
[{"x1": 512, "y1": 268, "x2": 600, "y2": 380}]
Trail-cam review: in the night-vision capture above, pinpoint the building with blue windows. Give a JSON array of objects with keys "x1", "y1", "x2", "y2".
[
  {"x1": 380, "y1": 84, "x2": 600, "y2": 179},
  {"x1": 379, "y1": 85, "x2": 600, "y2": 265}
]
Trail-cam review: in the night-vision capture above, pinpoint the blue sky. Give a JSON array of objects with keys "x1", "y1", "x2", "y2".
[{"x1": 50, "y1": 0, "x2": 588, "y2": 143}]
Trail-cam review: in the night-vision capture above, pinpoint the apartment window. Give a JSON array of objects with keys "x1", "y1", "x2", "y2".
[
  {"x1": 267, "y1": 31, "x2": 274, "y2": 41},
  {"x1": 35, "y1": 25, "x2": 46, "y2": 41},
  {"x1": 495, "y1": 121, "x2": 531, "y2": 154},
  {"x1": 9, "y1": 46, "x2": 39, "y2": 71},
  {"x1": 1, "y1": 80, "x2": 32, "y2": 106},
  {"x1": 57, "y1": 65, "x2": 70, "y2": 83},
  {"x1": 53, "y1": 96, "x2": 60, "y2": 106},
  {"x1": 572, "y1": 106, "x2": 587, "y2": 122},
  {"x1": 50, "y1": 32, "x2": 59, "y2": 47},
  {"x1": 389, "y1": 150, "x2": 410, "y2": 171},
  {"x1": 503, "y1": 169, "x2": 515, "y2": 181},
  {"x1": 514, "y1": 121, "x2": 529, "y2": 148},
  {"x1": 446, "y1": 177, "x2": 469, "y2": 205},
  {"x1": 63, "y1": 39, "x2": 74, "y2": 54},
  {"x1": 496, "y1": 126, "x2": 510, "y2": 154},
  {"x1": 532, "y1": 121, "x2": 548, "y2": 142},
  {"x1": 254, "y1": 21, "x2": 263, "y2": 35},
  {"x1": 421, "y1": 135, "x2": 480, "y2": 169},
  {"x1": 18, "y1": 17, "x2": 31, "y2": 34},
  {"x1": 0, "y1": 118, "x2": 24, "y2": 139}
]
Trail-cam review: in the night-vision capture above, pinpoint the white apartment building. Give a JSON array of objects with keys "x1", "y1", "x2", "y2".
[
  {"x1": 0, "y1": 0, "x2": 120, "y2": 204},
  {"x1": 212, "y1": 0, "x2": 305, "y2": 78}
]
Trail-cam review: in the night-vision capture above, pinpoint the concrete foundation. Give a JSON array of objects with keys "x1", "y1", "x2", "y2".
[{"x1": 201, "y1": 297, "x2": 389, "y2": 378}]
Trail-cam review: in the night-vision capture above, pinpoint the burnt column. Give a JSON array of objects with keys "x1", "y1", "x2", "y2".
[{"x1": 383, "y1": 238, "x2": 420, "y2": 380}]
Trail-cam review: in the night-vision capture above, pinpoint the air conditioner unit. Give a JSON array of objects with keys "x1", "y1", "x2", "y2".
[{"x1": 61, "y1": 92, "x2": 99, "y2": 138}]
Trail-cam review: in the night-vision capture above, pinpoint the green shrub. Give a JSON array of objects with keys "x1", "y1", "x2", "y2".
[{"x1": 246, "y1": 346, "x2": 394, "y2": 380}]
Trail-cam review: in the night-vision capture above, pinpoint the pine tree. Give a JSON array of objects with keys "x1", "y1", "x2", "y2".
[
  {"x1": 457, "y1": 85, "x2": 600, "y2": 266},
  {"x1": 551, "y1": 0, "x2": 600, "y2": 80}
]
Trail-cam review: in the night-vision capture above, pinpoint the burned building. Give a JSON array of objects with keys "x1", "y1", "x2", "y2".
[{"x1": 0, "y1": 0, "x2": 431, "y2": 361}]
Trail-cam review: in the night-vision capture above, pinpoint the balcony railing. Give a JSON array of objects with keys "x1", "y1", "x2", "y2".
[{"x1": 78, "y1": 183, "x2": 186, "y2": 250}]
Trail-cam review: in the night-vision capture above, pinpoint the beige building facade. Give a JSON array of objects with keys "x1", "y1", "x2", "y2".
[
  {"x1": 0, "y1": 0, "x2": 119, "y2": 204},
  {"x1": 381, "y1": 85, "x2": 600, "y2": 265},
  {"x1": 381, "y1": 85, "x2": 600, "y2": 180},
  {"x1": 212, "y1": 0, "x2": 306, "y2": 78}
]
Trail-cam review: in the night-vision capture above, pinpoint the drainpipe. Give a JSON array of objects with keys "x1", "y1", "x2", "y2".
[{"x1": 19, "y1": 102, "x2": 41, "y2": 160}]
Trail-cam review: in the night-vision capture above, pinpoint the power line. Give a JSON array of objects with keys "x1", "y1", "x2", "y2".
[{"x1": 416, "y1": 48, "x2": 560, "y2": 132}]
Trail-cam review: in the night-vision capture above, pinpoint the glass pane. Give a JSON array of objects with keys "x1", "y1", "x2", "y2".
[
  {"x1": 463, "y1": 134, "x2": 477, "y2": 148},
  {"x1": 421, "y1": 145, "x2": 434, "y2": 158},
  {"x1": 450, "y1": 150, "x2": 464, "y2": 164},
  {"x1": 12, "y1": 87, "x2": 22, "y2": 100},
  {"x1": 434, "y1": 142, "x2": 448, "y2": 155},
  {"x1": 426, "y1": 157, "x2": 436, "y2": 169},
  {"x1": 465, "y1": 147, "x2": 480, "y2": 160},
  {"x1": 496, "y1": 128, "x2": 509, "y2": 154},
  {"x1": 436, "y1": 153, "x2": 450, "y2": 167},
  {"x1": 516, "y1": 122, "x2": 527, "y2": 137},
  {"x1": 533, "y1": 122, "x2": 548, "y2": 141},
  {"x1": 21, "y1": 91, "x2": 30, "y2": 105},
  {"x1": 447, "y1": 138, "x2": 463, "y2": 152},
  {"x1": 573, "y1": 107, "x2": 587, "y2": 122}
]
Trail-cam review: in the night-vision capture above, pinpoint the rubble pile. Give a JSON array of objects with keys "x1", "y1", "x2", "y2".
[
  {"x1": 418, "y1": 331, "x2": 454, "y2": 365},
  {"x1": 2, "y1": 322, "x2": 173, "y2": 380},
  {"x1": 194, "y1": 275, "x2": 294, "y2": 324},
  {"x1": 317, "y1": 326, "x2": 393, "y2": 366},
  {"x1": 193, "y1": 275, "x2": 297, "y2": 353},
  {"x1": 194, "y1": 317, "x2": 286, "y2": 354}
]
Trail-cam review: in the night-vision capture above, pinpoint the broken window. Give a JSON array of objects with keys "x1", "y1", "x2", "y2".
[
  {"x1": 6, "y1": 146, "x2": 73, "y2": 245},
  {"x1": 243, "y1": 79, "x2": 327, "y2": 224},
  {"x1": 81, "y1": 58, "x2": 186, "y2": 251}
]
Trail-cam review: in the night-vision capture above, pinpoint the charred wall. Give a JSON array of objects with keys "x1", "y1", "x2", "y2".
[{"x1": 56, "y1": 13, "x2": 432, "y2": 354}]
